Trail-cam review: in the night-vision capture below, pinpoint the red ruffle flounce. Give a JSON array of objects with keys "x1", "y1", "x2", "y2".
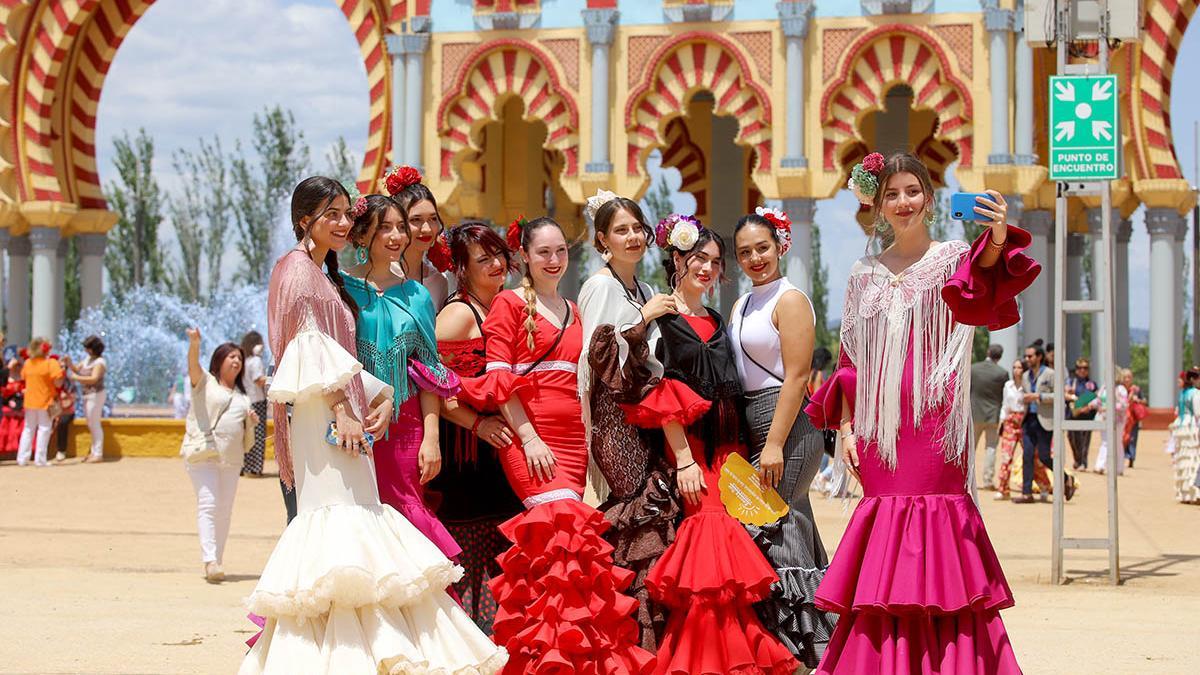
[
  {"x1": 489, "y1": 498, "x2": 656, "y2": 674},
  {"x1": 458, "y1": 370, "x2": 533, "y2": 413},
  {"x1": 646, "y1": 511, "x2": 798, "y2": 675},
  {"x1": 619, "y1": 379, "x2": 711, "y2": 429},
  {"x1": 816, "y1": 609, "x2": 1023, "y2": 674},
  {"x1": 815, "y1": 494, "x2": 1014, "y2": 616},
  {"x1": 941, "y1": 225, "x2": 1040, "y2": 331}
]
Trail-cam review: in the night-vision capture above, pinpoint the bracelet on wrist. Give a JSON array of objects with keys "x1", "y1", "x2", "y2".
[
  {"x1": 470, "y1": 415, "x2": 483, "y2": 435},
  {"x1": 988, "y1": 231, "x2": 1007, "y2": 249},
  {"x1": 676, "y1": 460, "x2": 697, "y2": 472}
]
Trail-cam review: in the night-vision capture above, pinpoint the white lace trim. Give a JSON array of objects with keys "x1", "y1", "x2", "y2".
[
  {"x1": 485, "y1": 361, "x2": 512, "y2": 373},
  {"x1": 522, "y1": 489, "x2": 582, "y2": 509},
  {"x1": 514, "y1": 360, "x2": 577, "y2": 375}
]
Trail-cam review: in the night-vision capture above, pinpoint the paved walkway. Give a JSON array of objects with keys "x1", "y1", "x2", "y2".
[{"x1": 1, "y1": 431, "x2": 1197, "y2": 673}]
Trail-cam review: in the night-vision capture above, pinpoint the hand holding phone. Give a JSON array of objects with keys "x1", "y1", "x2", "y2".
[{"x1": 326, "y1": 422, "x2": 374, "y2": 455}]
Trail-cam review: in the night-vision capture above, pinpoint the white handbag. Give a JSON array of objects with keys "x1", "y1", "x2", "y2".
[{"x1": 181, "y1": 395, "x2": 232, "y2": 464}]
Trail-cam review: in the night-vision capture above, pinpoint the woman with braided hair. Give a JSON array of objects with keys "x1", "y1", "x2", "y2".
[
  {"x1": 456, "y1": 216, "x2": 655, "y2": 673},
  {"x1": 241, "y1": 176, "x2": 506, "y2": 674}
]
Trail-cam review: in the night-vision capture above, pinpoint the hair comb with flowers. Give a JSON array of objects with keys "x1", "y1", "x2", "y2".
[
  {"x1": 344, "y1": 184, "x2": 368, "y2": 219},
  {"x1": 655, "y1": 213, "x2": 703, "y2": 252},
  {"x1": 384, "y1": 165, "x2": 423, "y2": 196},
  {"x1": 754, "y1": 206, "x2": 793, "y2": 254},
  {"x1": 584, "y1": 189, "x2": 618, "y2": 223},
  {"x1": 848, "y1": 151, "x2": 885, "y2": 206}
]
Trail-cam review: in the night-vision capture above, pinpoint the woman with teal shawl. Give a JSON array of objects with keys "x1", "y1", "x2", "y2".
[{"x1": 342, "y1": 194, "x2": 462, "y2": 558}]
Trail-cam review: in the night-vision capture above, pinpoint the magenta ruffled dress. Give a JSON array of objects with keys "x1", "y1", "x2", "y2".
[{"x1": 806, "y1": 228, "x2": 1039, "y2": 674}]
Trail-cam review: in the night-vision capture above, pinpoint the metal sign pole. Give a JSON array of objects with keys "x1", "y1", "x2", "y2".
[
  {"x1": 1051, "y1": 0, "x2": 1068, "y2": 585},
  {"x1": 1099, "y1": 11, "x2": 1120, "y2": 587}
]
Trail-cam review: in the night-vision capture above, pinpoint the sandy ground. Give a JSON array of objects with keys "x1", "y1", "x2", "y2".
[{"x1": 1, "y1": 430, "x2": 1197, "y2": 674}]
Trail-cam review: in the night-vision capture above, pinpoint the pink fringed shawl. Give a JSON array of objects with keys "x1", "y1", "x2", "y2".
[
  {"x1": 267, "y1": 248, "x2": 367, "y2": 487},
  {"x1": 812, "y1": 227, "x2": 1039, "y2": 469}
]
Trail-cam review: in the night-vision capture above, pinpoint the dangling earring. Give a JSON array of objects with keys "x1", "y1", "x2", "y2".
[
  {"x1": 353, "y1": 245, "x2": 369, "y2": 266},
  {"x1": 924, "y1": 206, "x2": 936, "y2": 227}
]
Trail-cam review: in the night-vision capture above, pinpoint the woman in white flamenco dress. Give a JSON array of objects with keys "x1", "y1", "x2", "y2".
[{"x1": 241, "y1": 176, "x2": 507, "y2": 674}]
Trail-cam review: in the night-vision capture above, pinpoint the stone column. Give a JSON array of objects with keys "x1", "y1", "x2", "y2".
[
  {"x1": 78, "y1": 233, "x2": 107, "y2": 311},
  {"x1": 401, "y1": 32, "x2": 431, "y2": 171},
  {"x1": 1087, "y1": 207, "x2": 1118, "y2": 375},
  {"x1": 985, "y1": 4, "x2": 1014, "y2": 164},
  {"x1": 1021, "y1": 209, "x2": 1053, "y2": 345},
  {"x1": 384, "y1": 35, "x2": 408, "y2": 169},
  {"x1": 1065, "y1": 232, "x2": 1085, "y2": 363},
  {"x1": 1013, "y1": 6, "x2": 1036, "y2": 164},
  {"x1": 6, "y1": 235, "x2": 30, "y2": 345},
  {"x1": 583, "y1": 7, "x2": 618, "y2": 173},
  {"x1": 781, "y1": 197, "x2": 816, "y2": 295},
  {"x1": 1114, "y1": 219, "x2": 1131, "y2": 368},
  {"x1": 779, "y1": 1, "x2": 814, "y2": 168},
  {"x1": 29, "y1": 226, "x2": 60, "y2": 340},
  {"x1": 1177, "y1": 222, "x2": 1188, "y2": 371},
  {"x1": 54, "y1": 237, "x2": 67, "y2": 332},
  {"x1": 1147, "y1": 208, "x2": 1185, "y2": 407}
]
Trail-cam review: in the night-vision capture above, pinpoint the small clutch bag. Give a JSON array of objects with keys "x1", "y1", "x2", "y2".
[{"x1": 326, "y1": 422, "x2": 375, "y2": 455}]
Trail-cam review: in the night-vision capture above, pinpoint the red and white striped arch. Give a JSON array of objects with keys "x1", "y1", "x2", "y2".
[
  {"x1": 624, "y1": 32, "x2": 772, "y2": 178},
  {"x1": 819, "y1": 24, "x2": 974, "y2": 173},
  {"x1": 1128, "y1": 0, "x2": 1198, "y2": 182},
  {"x1": 436, "y1": 39, "x2": 580, "y2": 181},
  {"x1": 659, "y1": 117, "x2": 707, "y2": 218},
  {"x1": 5, "y1": 0, "x2": 395, "y2": 208}
]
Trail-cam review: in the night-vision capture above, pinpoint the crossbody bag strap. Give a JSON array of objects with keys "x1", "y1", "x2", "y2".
[
  {"x1": 525, "y1": 303, "x2": 572, "y2": 373},
  {"x1": 737, "y1": 298, "x2": 786, "y2": 382}
]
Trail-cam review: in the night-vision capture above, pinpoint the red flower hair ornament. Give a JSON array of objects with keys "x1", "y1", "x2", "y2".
[
  {"x1": 754, "y1": 206, "x2": 793, "y2": 255},
  {"x1": 506, "y1": 216, "x2": 528, "y2": 252},
  {"x1": 384, "y1": 165, "x2": 423, "y2": 196},
  {"x1": 427, "y1": 232, "x2": 454, "y2": 273}
]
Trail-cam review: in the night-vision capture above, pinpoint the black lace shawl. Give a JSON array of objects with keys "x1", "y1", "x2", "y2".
[{"x1": 653, "y1": 310, "x2": 747, "y2": 464}]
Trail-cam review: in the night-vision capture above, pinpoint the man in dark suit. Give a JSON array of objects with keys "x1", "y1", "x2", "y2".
[{"x1": 970, "y1": 344, "x2": 1008, "y2": 488}]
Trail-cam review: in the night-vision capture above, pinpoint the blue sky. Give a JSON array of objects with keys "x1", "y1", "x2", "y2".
[{"x1": 95, "y1": 0, "x2": 1194, "y2": 332}]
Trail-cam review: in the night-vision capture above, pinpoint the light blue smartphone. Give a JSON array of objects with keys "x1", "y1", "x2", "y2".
[
  {"x1": 949, "y1": 192, "x2": 993, "y2": 222},
  {"x1": 326, "y1": 422, "x2": 374, "y2": 455}
]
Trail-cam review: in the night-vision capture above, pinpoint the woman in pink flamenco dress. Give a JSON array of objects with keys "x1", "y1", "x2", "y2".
[{"x1": 805, "y1": 153, "x2": 1038, "y2": 674}]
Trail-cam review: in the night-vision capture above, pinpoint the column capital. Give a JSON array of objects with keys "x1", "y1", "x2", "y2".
[
  {"x1": 398, "y1": 33, "x2": 430, "y2": 55},
  {"x1": 1022, "y1": 209, "x2": 1053, "y2": 237},
  {"x1": 76, "y1": 232, "x2": 108, "y2": 257},
  {"x1": 777, "y1": 1, "x2": 815, "y2": 39},
  {"x1": 582, "y1": 8, "x2": 618, "y2": 45},
  {"x1": 28, "y1": 225, "x2": 61, "y2": 251},
  {"x1": 1085, "y1": 207, "x2": 1120, "y2": 234},
  {"x1": 1066, "y1": 231, "x2": 1085, "y2": 256},
  {"x1": 20, "y1": 201, "x2": 78, "y2": 229},
  {"x1": 780, "y1": 197, "x2": 817, "y2": 224},
  {"x1": 1116, "y1": 219, "x2": 1133, "y2": 244},
  {"x1": 1146, "y1": 207, "x2": 1187, "y2": 238},
  {"x1": 7, "y1": 233, "x2": 30, "y2": 256},
  {"x1": 984, "y1": 7, "x2": 1015, "y2": 33}
]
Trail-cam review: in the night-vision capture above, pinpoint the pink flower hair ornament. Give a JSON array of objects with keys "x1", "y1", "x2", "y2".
[
  {"x1": 349, "y1": 195, "x2": 368, "y2": 220},
  {"x1": 754, "y1": 206, "x2": 792, "y2": 255},
  {"x1": 848, "y1": 151, "x2": 886, "y2": 206}
]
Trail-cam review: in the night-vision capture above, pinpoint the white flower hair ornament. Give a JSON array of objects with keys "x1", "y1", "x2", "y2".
[
  {"x1": 584, "y1": 189, "x2": 619, "y2": 223},
  {"x1": 847, "y1": 151, "x2": 886, "y2": 206},
  {"x1": 655, "y1": 213, "x2": 704, "y2": 251},
  {"x1": 754, "y1": 206, "x2": 792, "y2": 255}
]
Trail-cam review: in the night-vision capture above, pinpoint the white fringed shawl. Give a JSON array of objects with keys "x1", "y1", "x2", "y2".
[{"x1": 841, "y1": 241, "x2": 975, "y2": 469}]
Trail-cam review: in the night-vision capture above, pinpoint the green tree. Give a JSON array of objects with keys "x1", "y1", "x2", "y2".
[
  {"x1": 810, "y1": 221, "x2": 836, "y2": 352},
  {"x1": 64, "y1": 238, "x2": 80, "y2": 325},
  {"x1": 170, "y1": 138, "x2": 232, "y2": 301},
  {"x1": 231, "y1": 106, "x2": 309, "y2": 284},
  {"x1": 104, "y1": 129, "x2": 166, "y2": 298},
  {"x1": 325, "y1": 136, "x2": 358, "y2": 188}
]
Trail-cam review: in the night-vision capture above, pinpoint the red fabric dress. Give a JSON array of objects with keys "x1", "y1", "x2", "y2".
[
  {"x1": 458, "y1": 290, "x2": 655, "y2": 674},
  {"x1": 624, "y1": 313, "x2": 798, "y2": 675}
]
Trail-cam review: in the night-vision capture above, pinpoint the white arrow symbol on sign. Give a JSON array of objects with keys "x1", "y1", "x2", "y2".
[
  {"x1": 1055, "y1": 121, "x2": 1076, "y2": 141},
  {"x1": 1092, "y1": 80, "x2": 1114, "y2": 101},
  {"x1": 1054, "y1": 81, "x2": 1075, "y2": 101},
  {"x1": 1092, "y1": 120, "x2": 1113, "y2": 141}
]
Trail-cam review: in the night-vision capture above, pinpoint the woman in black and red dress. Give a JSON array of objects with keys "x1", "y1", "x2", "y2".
[
  {"x1": 621, "y1": 217, "x2": 797, "y2": 675},
  {"x1": 433, "y1": 221, "x2": 523, "y2": 633},
  {"x1": 457, "y1": 217, "x2": 654, "y2": 674}
]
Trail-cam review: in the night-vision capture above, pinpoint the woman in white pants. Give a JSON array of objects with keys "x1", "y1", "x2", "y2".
[
  {"x1": 179, "y1": 327, "x2": 257, "y2": 583},
  {"x1": 66, "y1": 335, "x2": 107, "y2": 462},
  {"x1": 16, "y1": 338, "x2": 65, "y2": 467}
]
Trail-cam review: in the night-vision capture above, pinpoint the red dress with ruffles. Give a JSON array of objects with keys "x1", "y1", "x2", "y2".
[
  {"x1": 623, "y1": 313, "x2": 798, "y2": 675},
  {"x1": 805, "y1": 229, "x2": 1039, "y2": 674},
  {"x1": 458, "y1": 290, "x2": 655, "y2": 674}
]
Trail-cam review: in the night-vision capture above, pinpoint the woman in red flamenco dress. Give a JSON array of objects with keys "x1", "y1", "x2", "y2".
[
  {"x1": 617, "y1": 219, "x2": 798, "y2": 675},
  {"x1": 457, "y1": 217, "x2": 654, "y2": 674},
  {"x1": 805, "y1": 153, "x2": 1034, "y2": 673}
]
